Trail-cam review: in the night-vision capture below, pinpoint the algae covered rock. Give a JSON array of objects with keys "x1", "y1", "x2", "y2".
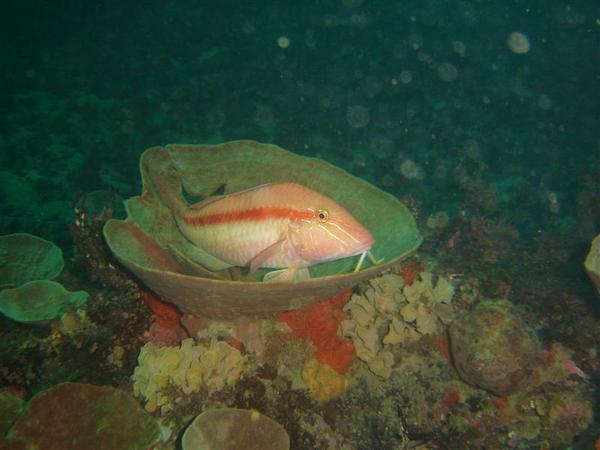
[
  {"x1": 103, "y1": 141, "x2": 422, "y2": 318},
  {"x1": 182, "y1": 408, "x2": 289, "y2": 450},
  {"x1": 5, "y1": 382, "x2": 160, "y2": 450},
  {"x1": 0, "y1": 280, "x2": 88, "y2": 324},
  {"x1": 0, "y1": 233, "x2": 64, "y2": 289},
  {"x1": 449, "y1": 299, "x2": 539, "y2": 395}
]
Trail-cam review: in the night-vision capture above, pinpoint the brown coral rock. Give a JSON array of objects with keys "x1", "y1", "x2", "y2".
[
  {"x1": 6, "y1": 382, "x2": 159, "y2": 450},
  {"x1": 449, "y1": 299, "x2": 539, "y2": 396}
]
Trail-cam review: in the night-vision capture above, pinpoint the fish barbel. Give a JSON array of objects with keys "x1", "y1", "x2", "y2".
[{"x1": 162, "y1": 182, "x2": 375, "y2": 281}]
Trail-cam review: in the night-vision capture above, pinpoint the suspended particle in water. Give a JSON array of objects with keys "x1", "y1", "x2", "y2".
[
  {"x1": 537, "y1": 94, "x2": 552, "y2": 110},
  {"x1": 507, "y1": 32, "x2": 530, "y2": 54},
  {"x1": 350, "y1": 14, "x2": 369, "y2": 27},
  {"x1": 426, "y1": 211, "x2": 450, "y2": 229},
  {"x1": 452, "y1": 40, "x2": 466, "y2": 56},
  {"x1": 398, "y1": 159, "x2": 425, "y2": 180},
  {"x1": 277, "y1": 36, "x2": 290, "y2": 48},
  {"x1": 370, "y1": 135, "x2": 394, "y2": 159},
  {"x1": 399, "y1": 70, "x2": 413, "y2": 84},
  {"x1": 364, "y1": 76, "x2": 383, "y2": 98},
  {"x1": 242, "y1": 23, "x2": 255, "y2": 34},
  {"x1": 406, "y1": 107, "x2": 417, "y2": 119},
  {"x1": 304, "y1": 30, "x2": 317, "y2": 49},
  {"x1": 408, "y1": 33, "x2": 423, "y2": 50},
  {"x1": 322, "y1": 14, "x2": 339, "y2": 28},
  {"x1": 417, "y1": 52, "x2": 434, "y2": 65},
  {"x1": 547, "y1": 191, "x2": 560, "y2": 213},
  {"x1": 438, "y1": 63, "x2": 458, "y2": 82},
  {"x1": 346, "y1": 105, "x2": 370, "y2": 128}
]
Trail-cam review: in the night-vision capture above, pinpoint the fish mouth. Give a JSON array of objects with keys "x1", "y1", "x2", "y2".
[
  {"x1": 352, "y1": 229, "x2": 374, "y2": 254},
  {"x1": 351, "y1": 241, "x2": 373, "y2": 256}
]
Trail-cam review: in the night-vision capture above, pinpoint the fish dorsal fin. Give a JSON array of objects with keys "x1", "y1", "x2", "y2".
[
  {"x1": 188, "y1": 195, "x2": 224, "y2": 211},
  {"x1": 187, "y1": 183, "x2": 277, "y2": 211}
]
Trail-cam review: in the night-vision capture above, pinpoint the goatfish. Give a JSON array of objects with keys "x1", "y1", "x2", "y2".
[{"x1": 159, "y1": 181, "x2": 376, "y2": 282}]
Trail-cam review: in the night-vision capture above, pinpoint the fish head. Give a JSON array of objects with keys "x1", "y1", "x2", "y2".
[{"x1": 291, "y1": 201, "x2": 374, "y2": 264}]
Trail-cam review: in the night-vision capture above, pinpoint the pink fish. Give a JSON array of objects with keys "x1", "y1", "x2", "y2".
[{"x1": 163, "y1": 182, "x2": 375, "y2": 281}]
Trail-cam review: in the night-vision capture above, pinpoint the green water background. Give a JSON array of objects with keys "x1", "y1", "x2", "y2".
[{"x1": 1, "y1": 0, "x2": 598, "y2": 247}]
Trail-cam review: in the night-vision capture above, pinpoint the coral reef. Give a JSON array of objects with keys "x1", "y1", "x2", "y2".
[
  {"x1": 182, "y1": 408, "x2": 289, "y2": 450},
  {"x1": 484, "y1": 341, "x2": 594, "y2": 447},
  {"x1": 328, "y1": 322, "x2": 594, "y2": 449},
  {"x1": 340, "y1": 272, "x2": 455, "y2": 378},
  {"x1": 449, "y1": 299, "x2": 539, "y2": 395},
  {"x1": 132, "y1": 337, "x2": 247, "y2": 413}
]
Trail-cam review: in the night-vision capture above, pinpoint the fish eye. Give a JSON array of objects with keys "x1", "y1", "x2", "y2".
[{"x1": 317, "y1": 209, "x2": 329, "y2": 222}]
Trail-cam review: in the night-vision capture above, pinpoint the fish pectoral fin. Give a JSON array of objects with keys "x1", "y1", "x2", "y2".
[
  {"x1": 248, "y1": 237, "x2": 286, "y2": 274},
  {"x1": 263, "y1": 267, "x2": 310, "y2": 283}
]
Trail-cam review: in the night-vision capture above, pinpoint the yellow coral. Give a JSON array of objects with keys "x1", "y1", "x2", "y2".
[
  {"x1": 184, "y1": 360, "x2": 205, "y2": 394},
  {"x1": 302, "y1": 358, "x2": 347, "y2": 402},
  {"x1": 131, "y1": 338, "x2": 247, "y2": 414}
]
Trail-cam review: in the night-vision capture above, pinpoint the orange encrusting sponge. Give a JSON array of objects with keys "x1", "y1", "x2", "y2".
[
  {"x1": 139, "y1": 288, "x2": 188, "y2": 346},
  {"x1": 277, "y1": 289, "x2": 356, "y2": 374},
  {"x1": 139, "y1": 288, "x2": 182, "y2": 325}
]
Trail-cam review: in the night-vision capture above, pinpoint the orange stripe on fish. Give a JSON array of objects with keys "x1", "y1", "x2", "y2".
[{"x1": 181, "y1": 207, "x2": 315, "y2": 226}]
